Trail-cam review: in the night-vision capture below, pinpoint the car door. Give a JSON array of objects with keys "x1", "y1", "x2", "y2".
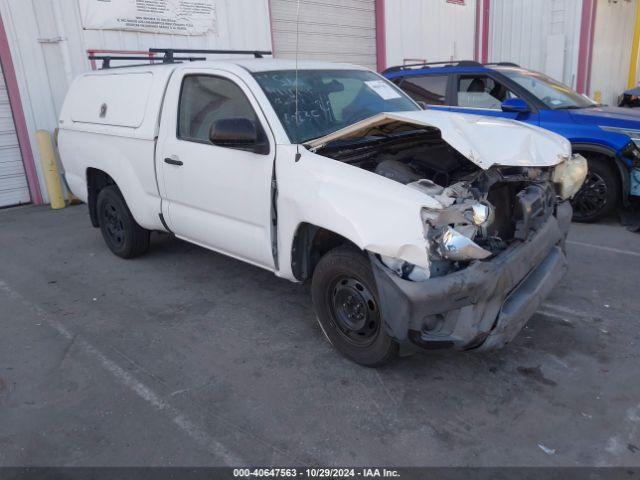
[
  {"x1": 449, "y1": 73, "x2": 539, "y2": 125},
  {"x1": 391, "y1": 74, "x2": 451, "y2": 111},
  {"x1": 157, "y1": 69, "x2": 276, "y2": 270}
]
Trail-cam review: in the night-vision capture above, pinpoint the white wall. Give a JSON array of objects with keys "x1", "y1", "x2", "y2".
[
  {"x1": 590, "y1": 0, "x2": 637, "y2": 105},
  {"x1": 384, "y1": 0, "x2": 476, "y2": 67},
  {"x1": 0, "y1": 0, "x2": 272, "y2": 201},
  {"x1": 489, "y1": 0, "x2": 582, "y2": 88}
]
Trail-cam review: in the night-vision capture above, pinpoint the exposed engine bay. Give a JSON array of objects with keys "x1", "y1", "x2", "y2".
[{"x1": 315, "y1": 126, "x2": 587, "y2": 281}]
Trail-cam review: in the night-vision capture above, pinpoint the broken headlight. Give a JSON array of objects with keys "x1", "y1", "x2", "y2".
[
  {"x1": 552, "y1": 154, "x2": 588, "y2": 199},
  {"x1": 436, "y1": 226, "x2": 492, "y2": 262},
  {"x1": 378, "y1": 201, "x2": 495, "y2": 282},
  {"x1": 422, "y1": 203, "x2": 494, "y2": 263}
]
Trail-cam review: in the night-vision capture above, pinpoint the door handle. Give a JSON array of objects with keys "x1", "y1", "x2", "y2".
[{"x1": 164, "y1": 157, "x2": 183, "y2": 166}]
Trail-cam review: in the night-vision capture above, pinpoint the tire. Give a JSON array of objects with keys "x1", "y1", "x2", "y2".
[
  {"x1": 311, "y1": 245, "x2": 398, "y2": 367},
  {"x1": 571, "y1": 155, "x2": 620, "y2": 222},
  {"x1": 96, "y1": 185, "x2": 150, "y2": 258}
]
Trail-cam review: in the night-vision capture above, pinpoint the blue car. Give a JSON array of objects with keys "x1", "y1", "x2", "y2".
[{"x1": 383, "y1": 61, "x2": 640, "y2": 221}]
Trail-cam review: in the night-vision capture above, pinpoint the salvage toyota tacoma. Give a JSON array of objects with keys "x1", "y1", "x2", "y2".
[{"x1": 58, "y1": 50, "x2": 587, "y2": 366}]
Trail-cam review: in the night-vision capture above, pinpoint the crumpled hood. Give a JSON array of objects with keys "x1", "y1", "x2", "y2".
[
  {"x1": 305, "y1": 110, "x2": 571, "y2": 169},
  {"x1": 569, "y1": 105, "x2": 640, "y2": 127}
]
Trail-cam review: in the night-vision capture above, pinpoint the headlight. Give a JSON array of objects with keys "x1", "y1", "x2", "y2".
[
  {"x1": 422, "y1": 203, "x2": 494, "y2": 262},
  {"x1": 552, "y1": 154, "x2": 588, "y2": 199},
  {"x1": 469, "y1": 203, "x2": 494, "y2": 227},
  {"x1": 421, "y1": 202, "x2": 494, "y2": 229},
  {"x1": 436, "y1": 227, "x2": 492, "y2": 262},
  {"x1": 599, "y1": 126, "x2": 640, "y2": 147}
]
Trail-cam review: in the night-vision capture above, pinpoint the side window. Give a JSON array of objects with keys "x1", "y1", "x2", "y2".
[
  {"x1": 456, "y1": 75, "x2": 518, "y2": 109},
  {"x1": 399, "y1": 75, "x2": 448, "y2": 105},
  {"x1": 178, "y1": 75, "x2": 259, "y2": 144}
]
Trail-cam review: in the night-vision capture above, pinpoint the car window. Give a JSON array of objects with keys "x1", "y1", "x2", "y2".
[
  {"x1": 456, "y1": 75, "x2": 518, "y2": 110},
  {"x1": 498, "y1": 68, "x2": 597, "y2": 109},
  {"x1": 178, "y1": 75, "x2": 258, "y2": 143},
  {"x1": 399, "y1": 75, "x2": 448, "y2": 105}
]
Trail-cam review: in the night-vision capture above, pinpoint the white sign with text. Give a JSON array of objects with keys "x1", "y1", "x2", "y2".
[{"x1": 79, "y1": 0, "x2": 216, "y2": 36}]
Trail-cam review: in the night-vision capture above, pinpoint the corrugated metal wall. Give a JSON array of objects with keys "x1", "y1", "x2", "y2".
[
  {"x1": 489, "y1": 0, "x2": 582, "y2": 88},
  {"x1": 0, "y1": 61, "x2": 29, "y2": 207},
  {"x1": 270, "y1": 0, "x2": 377, "y2": 70},
  {"x1": 384, "y1": 0, "x2": 476, "y2": 67},
  {"x1": 0, "y1": 0, "x2": 272, "y2": 201},
  {"x1": 590, "y1": 0, "x2": 637, "y2": 105}
]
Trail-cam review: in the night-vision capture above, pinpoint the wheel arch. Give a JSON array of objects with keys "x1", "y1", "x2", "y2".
[
  {"x1": 86, "y1": 167, "x2": 116, "y2": 227},
  {"x1": 571, "y1": 142, "x2": 629, "y2": 206},
  {"x1": 290, "y1": 222, "x2": 360, "y2": 282}
]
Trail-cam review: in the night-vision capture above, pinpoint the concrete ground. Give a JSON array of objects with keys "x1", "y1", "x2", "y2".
[{"x1": 0, "y1": 204, "x2": 639, "y2": 467}]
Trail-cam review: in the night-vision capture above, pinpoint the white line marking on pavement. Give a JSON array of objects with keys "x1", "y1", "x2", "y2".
[
  {"x1": 567, "y1": 240, "x2": 640, "y2": 258},
  {"x1": 542, "y1": 302, "x2": 593, "y2": 319},
  {"x1": 0, "y1": 280, "x2": 243, "y2": 465}
]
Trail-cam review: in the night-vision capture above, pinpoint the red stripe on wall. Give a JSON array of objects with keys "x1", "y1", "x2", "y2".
[
  {"x1": 375, "y1": 0, "x2": 386, "y2": 72},
  {"x1": 576, "y1": 0, "x2": 597, "y2": 94},
  {"x1": 0, "y1": 15, "x2": 42, "y2": 205},
  {"x1": 481, "y1": 0, "x2": 490, "y2": 63}
]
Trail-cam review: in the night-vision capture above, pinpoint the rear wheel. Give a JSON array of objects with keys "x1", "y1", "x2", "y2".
[
  {"x1": 97, "y1": 185, "x2": 150, "y2": 258},
  {"x1": 311, "y1": 245, "x2": 398, "y2": 367},
  {"x1": 571, "y1": 155, "x2": 619, "y2": 222}
]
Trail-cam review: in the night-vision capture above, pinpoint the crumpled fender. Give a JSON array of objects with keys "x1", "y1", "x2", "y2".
[{"x1": 274, "y1": 145, "x2": 441, "y2": 279}]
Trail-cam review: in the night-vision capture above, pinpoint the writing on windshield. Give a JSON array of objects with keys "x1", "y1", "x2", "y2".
[{"x1": 253, "y1": 70, "x2": 418, "y2": 143}]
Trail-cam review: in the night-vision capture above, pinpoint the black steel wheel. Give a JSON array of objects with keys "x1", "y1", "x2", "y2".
[
  {"x1": 97, "y1": 185, "x2": 150, "y2": 258},
  {"x1": 330, "y1": 276, "x2": 381, "y2": 347},
  {"x1": 100, "y1": 198, "x2": 126, "y2": 249},
  {"x1": 571, "y1": 155, "x2": 619, "y2": 222},
  {"x1": 311, "y1": 245, "x2": 398, "y2": 367}
]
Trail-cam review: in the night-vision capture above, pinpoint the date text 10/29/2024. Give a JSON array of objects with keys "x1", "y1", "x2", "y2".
[{"x1": 233, "y1": 468, "x2": 401, "y2": 478}]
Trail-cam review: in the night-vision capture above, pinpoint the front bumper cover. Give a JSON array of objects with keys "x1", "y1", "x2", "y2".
[{"x1": 370, "y1": 201, "x2": 573, "y2": 351}]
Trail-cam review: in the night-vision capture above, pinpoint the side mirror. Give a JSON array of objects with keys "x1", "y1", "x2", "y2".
[
  {"x1": 209, "y1": 118, "x2": 268, "y2": 154},
  {"x1": 417, "y1": 101, "x2": 428, "y2": 109},
  {"x1": 501, "y1": 98, "x2": 531, "y2": 114}
]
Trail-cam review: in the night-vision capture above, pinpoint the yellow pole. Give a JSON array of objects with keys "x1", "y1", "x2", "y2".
[
  {"x1": 628, "y1": 0, "x2": 640, "y2": 88},
  {"x1": 36, "y1": 129, "x2": 66, "y2": 209}
]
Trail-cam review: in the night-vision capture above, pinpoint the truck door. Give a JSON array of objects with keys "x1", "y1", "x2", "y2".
[{"x1": 157, "y1": 69, "x2": 276, "y2": 270}]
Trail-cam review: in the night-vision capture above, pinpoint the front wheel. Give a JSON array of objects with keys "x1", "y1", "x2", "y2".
[
  {"x1": 571, "y1": 155, "x2": 620, "y2": 222},
  {"x1": 311, "y1": 246, "x2": 398, "y2": 367}
]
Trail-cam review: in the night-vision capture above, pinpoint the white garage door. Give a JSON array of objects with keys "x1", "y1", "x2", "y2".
[
  {"x1": 0, "y1": 62, "x2": 29, "y2": 207},
  {"x1": 270, "y1": 0, "x2": 377, "y2": 70}
]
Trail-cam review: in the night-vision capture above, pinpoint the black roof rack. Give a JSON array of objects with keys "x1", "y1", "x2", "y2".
[
  {"x1": 382, "y1": 60, "x2": 481, "y2": 74},
  {"x1": 88, "y1": 48, "x2": 272, "y2": 69},
  {"x1": 88, "y1": 55, "x2": 206, "y2": 69},
  {"x1": 484, "y1": 62, "x2": 520, "y2": 67},
  {"x1": 382, "y1": 60, "x2": 520, "y2": 74}
]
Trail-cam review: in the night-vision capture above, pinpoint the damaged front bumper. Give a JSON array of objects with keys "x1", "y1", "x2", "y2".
[{"x1": 370, "y1": 201, "x2": 573, "y2": 351}]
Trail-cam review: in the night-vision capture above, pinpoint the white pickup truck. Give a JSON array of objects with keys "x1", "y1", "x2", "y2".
[{"x1": 58, "y1": 50, "x2": 587, "y2": 366}]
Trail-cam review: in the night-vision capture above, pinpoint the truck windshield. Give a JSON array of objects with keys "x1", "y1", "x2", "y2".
[
  {"x1": 252, "y1": 69, "x2": 419, "y2": 143},
  {"x1": 499, "y1": 68, "x2": 597, "y2": 110}
]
